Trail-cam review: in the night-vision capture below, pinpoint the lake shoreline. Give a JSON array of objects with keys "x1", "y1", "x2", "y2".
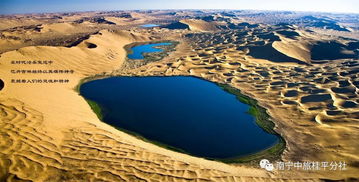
[
  {"x1": 120, "y1": 40, "x2": 179, "y2": 70},
  {"x1": 76, "y1": 40, "x2": 285, "y2": 164},
  {"x1": 77, "y1": 75, "x2": 285, "y2": 164}
]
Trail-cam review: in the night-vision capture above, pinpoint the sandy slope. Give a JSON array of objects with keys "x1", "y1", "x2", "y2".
[
  {"x1": 0, "y1": 21, "x2": 100, "y2": 54},
  {"x1": 0, "y1": 11, "x2": 358, "y2": 181},
  {"x1": 180, "y1": 19, "x2": 219, "y2": 32},
  {"x1": 0, "y1": 29, "x2": 317, "y2": 182},
  {"x1": 272, "y1": 35, "x2": 312, "y2": 63},
  {"x1": 126, "y1": 34, "x2": 359, "y2": 180},
  {"x1": 0, "y1": 17, "x2": 43, "y2": 30},
  {"x1": 40, "y1": 23, "x2": 77, "y2": 33}
]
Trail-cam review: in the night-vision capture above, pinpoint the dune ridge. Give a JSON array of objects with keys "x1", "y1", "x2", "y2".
[
  {"x1": 180, "y1": 19, "x2": 219, "y2": 32},
  {"x1": 124, "y1": 30, "x2": 359, "y2": 180},
  {"x1": 0, "y1": 10, "x2": 358, "y2": 181},
  {"x1": 0, "y1": 28, "x2": 322, "y2": 181}
]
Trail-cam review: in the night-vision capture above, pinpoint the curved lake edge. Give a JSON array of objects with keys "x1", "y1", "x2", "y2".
[
  {"x1": 76, "y1": 75, "x2": 286, "y2": 164},
  {"x1": 217, "y1": 83, "x2": 286, "y2": 163},
  {"x1": 123, "y1": 40, "x2": 179, "y2": 67}
]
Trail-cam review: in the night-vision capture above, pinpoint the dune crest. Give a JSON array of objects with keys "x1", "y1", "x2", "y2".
[
  {"x1": 272, "y1": 37, "x2": 312, "y2": 64},
  {"x1": 1, "y1": 29, "x2": 299, "y2": 181},
  {"x1": 180, "y1": 19, "x2": 219, "y2": 32},
  {"x1": 1, "y1": 10, "x2": 358, "y2": 181}
]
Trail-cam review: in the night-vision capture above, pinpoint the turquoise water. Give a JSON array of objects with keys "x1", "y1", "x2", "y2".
[
  {"x1": 80, "y1": 76, "x2": 279, "y2": 159},
  {"x1": 141, "y1": 24, "x2": 160, "y2": 28},
  {"x1": 127, "y1": 42, "x2": 172, "y2": 59}
]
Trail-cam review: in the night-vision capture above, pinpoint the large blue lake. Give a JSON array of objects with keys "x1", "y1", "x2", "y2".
[
  {"x1": 80, "y1": 76, "x2": 279, "y2": 159},
  {"x1": 127, "y1": 42, "x2": 172, "y2": 59}
]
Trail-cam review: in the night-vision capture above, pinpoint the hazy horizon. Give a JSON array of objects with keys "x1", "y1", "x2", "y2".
[{"x1": 0, "y1": 0, "x2": 358, "y2": 15}]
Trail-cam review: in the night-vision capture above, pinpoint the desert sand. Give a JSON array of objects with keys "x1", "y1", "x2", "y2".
[{"x1": 0, "y1": 10, "x2": 358, "y2": 181}]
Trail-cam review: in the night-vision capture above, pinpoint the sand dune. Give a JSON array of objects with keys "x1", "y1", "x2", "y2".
[
  {"x1": 311, "y1": 41, "x2": 357, "y2": 60},
  {"x1": 0, "y1": 22, "x2": 100, "y2": 53},
  {"x1": 0, "y1": 27, "x2": 324, "y2": 181},
  {"x1": 180, "y1": 19, "x2": 219, "y2": 32},
  {"x1": 0, "y1": 17, "x2": 44, "y2": 30},
  {"x1": 272, "y1": 36, "x2": 312, "y2": 63},
  {"x1": 248, "y1": 43, "x2": 306, "y2": 64},
  {"x1": 0, "y1": 29, "x2": 285, "y2": 182},
  {"x1": 0, "y1": 10, "x2": 358, "y2": 181},
  {"x1": 40, "y1": 22, "x2": 77, "y2": 33},
  {"x1": 128, "y1": 28, "x2": 359, "y2": 180},
  {"x1": 161, "y1": 19, "x2": 218, "y2": 32}
]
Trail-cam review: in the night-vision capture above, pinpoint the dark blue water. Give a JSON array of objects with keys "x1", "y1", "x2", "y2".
[
  {"x1": 141, "y1": 24, "x2": 159, "y2": 28},
  {"x1": 128, "y1": 42, "x2": 172, "y2": 59},
  {"x1": 80, "y1": 76, "x2": 279, "y2": 159}
]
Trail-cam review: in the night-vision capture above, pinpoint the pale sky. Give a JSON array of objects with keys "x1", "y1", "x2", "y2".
[{"x1": 0, "y1": 0, "x2": 358, "y2": 15}]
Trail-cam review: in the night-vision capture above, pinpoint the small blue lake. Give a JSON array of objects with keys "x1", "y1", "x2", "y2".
[
  {"x1": 127, "y1": 42, "x2": 172, "y2": 59},
  {"x1": 141, "y1": 24, "x2": 160, "y2": 28},
  {"x1": 80, "y1": 76, "x2": 279, "y2": 159}
]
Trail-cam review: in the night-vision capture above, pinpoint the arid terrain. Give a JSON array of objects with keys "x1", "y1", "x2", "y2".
[{"x1": 0, "y1": 10, "x2": 358, "y2": 181}]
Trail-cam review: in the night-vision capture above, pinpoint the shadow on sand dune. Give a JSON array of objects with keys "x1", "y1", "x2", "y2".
[
  {"x1": 311, "y1": 41, "x2": 357, "y2": 60},
  {"x1": 248, "y1": 44, "x2": 307, "y2": 64}
]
